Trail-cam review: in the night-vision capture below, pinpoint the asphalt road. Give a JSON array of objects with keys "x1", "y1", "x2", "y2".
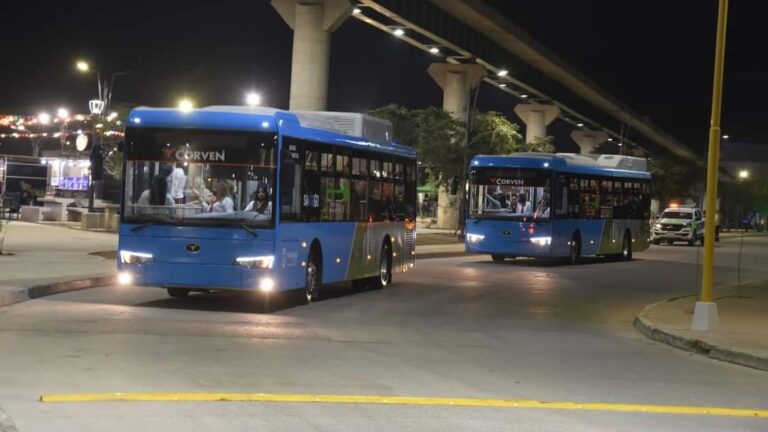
[{"x1": 1, "y1": 236, "x2": 767, "y2": 431}]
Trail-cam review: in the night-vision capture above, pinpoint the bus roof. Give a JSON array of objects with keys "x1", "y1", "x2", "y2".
[
  {"x1": 470, "y1": 153, "x2": 651, "y2": 179},
  {"x1": 127, "y1": 106, "x2": 417, "y2": 159}
]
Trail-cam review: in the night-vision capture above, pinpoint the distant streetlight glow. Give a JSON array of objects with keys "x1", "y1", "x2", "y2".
[
  {"x1": 245, "y1": 92, "x2": 261, "y2": 107},
  {"x1": 722, "y1": 134, "x2": 729, "y2": 139},
  {"x1": 38, "y1": 112, "x2": 51, "y2": 125},
  {"x1": 497, "y1": 69, "x2": 509, "y2": 77},
  {"x1": 429, "y1": 46, "x2": 440, "y2": 54},
  {"x1": 577, "y1": 122, "x2": 584, "y2": 127},
  {"x1": 520, "y1": 93, "x2": 528, "y2": 98},
  {"x1": 57, "y1": 108, "x2": 69, "y2": 119},
  {"x1": 352, "y1": 7, "x2": 362, "y2": 14},
  {"x1": 499, "y1": 83, "x2": 507, "y2": 88},
  {"x1": 607, "y1": 137, "x2": 613, "y2": 142},
  {"x1": 393, "y1": 28, "x2": 405, "y2": 36},
  {"x1": 739, "y1": 169, "x2": 749, "y2": 179},
  {"x1": 76, "y1": 61, "x2": 89, "y2": 72},
  {"x1": 178, "y1": 99, "x2": 194, "y2": 112}
]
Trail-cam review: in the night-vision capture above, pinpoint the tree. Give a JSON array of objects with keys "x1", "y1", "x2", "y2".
[
  {"x1": 523, "y1": 135, "x2": 555, "y2": 153},
  {"x1": 469, "y1": 111, "x2": 522, "y2": 156},
  {"x1": 371, "y1": 106, "x2": 525, "y2": 187},
  {"x1": 648, "y1": 156, "x2": 704, "y2": 204}
]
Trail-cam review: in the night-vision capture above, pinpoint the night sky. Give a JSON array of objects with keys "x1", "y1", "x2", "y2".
[{"x1": 0, "y1": 0, "x2": 765, "y2": 155}]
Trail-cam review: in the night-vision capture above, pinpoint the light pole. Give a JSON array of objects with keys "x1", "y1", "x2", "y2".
[
  {"x1": 75, "y1": 60, "x2": 128, "y2": 212},
  {"x1": 694, "y1": 0, "x2": 729, "y2": 332}
]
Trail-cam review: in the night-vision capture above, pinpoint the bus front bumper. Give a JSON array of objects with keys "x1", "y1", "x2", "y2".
[{"x1": 118, "y1": 262, "x2": 276, "y2": 292}]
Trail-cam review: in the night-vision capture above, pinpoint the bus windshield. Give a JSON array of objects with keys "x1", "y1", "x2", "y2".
[
  {"x1": 469, "y1": 167, "x2": 551, "y2": 220},
  {"x1": 122, "y1": 128, "x2": 276, "y2": 227}
]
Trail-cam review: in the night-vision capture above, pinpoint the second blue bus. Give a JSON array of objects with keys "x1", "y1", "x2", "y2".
[{"x1": 465, "y1": 153, "x2": 651, "y2": 262}]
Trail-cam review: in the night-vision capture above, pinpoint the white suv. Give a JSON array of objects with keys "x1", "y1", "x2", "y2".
[{"x1": 652, "y1": 207, "x2": 705, "y2": 246}]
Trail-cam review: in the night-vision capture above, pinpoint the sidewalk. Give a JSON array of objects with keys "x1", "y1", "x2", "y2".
[
  {"x1": 0, "y1": 221, "x2": 117, "y2": 307},
  {"x1": 635, "y1": 281, "x2": 768, "y2": 371}
]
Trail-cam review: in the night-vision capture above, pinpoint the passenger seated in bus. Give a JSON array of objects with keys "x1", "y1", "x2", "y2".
[
  {"x1": 485, "y1": 193, "x2": 502, "y2": 209},
  {"x1": 244, "y1": 185, "x2": 272, "y2": 216},
  {"x1": 509, "y1": 193, "x2": 519, "y2": 213},
  {"x1": 517, "y1": 193, "x2": 532, "y2": 214},
  {"x1": 136, "y1": 175, "x2": 175, "y2": 215},
  {"x1": 535, "y1": 194, "x2": 550, "y2": 219},
  {"x1": 201, "y1": 181, "x2": 234, "y2": 213},
  {"x1": 187, "y1": 177, "x2": 211, "y2": 204}
]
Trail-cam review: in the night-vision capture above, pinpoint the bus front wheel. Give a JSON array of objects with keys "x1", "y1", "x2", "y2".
[
  {"x1": 301, "y1": 250, "x2": 322, "y2": 304},
  {"x1": 491, "y1": 254, "x2": 506, "y2": 262},
  {"x1": 167, "y1": 288, "x2": 189, "y2": 298},
  {"x1": 568, "y1": 234, "x2": 581, "y2": 264}
]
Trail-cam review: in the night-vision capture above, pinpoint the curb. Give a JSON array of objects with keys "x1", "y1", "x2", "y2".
[
  {"x1": 0, "y1": 276, "x2": 116, "y2": 309},
  {"x1": 633, "y1": 296, "x2": 768, "y2": 372}
]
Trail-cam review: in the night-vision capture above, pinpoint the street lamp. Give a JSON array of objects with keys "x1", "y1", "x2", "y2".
[
  {"x1": 738, "y1": 169, "x2": 749, "y2": 180},
  {"x1": 57, "y1": 108, "x2": 69, "y2": 120},
  {"x1": 76, "y1": 61, "x2": 89, "y2": 72},
  {"x1": 178, "y1": 98, "x2": 194, "y2": 112},
  {"x1": 37, "y1": 112, "x2": 51, "y2": 125},
  {"x1": 245, "y1": 92, "x2": 261, "y2": 107}
]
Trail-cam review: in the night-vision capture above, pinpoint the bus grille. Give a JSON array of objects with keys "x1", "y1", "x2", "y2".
[{"x1": 404, "y1": 228, "x2": 415, "y2": 264}]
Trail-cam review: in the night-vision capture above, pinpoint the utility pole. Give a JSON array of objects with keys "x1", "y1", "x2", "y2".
[{"x1": 693, "y1": 0, "x2": 729, "y2": 331}]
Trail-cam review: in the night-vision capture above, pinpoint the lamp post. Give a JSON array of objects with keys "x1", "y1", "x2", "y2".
[
  {"x1": 694, "y1": 0, "x2": 729, "y2": 332},
  {"x1": 75, "y1": 60, "x2": 128, "y2": 212}
]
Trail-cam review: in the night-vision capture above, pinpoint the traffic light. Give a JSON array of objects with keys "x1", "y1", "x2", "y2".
[{"x1": 90, "y1": 143, "x2": 104, "y2": 181}]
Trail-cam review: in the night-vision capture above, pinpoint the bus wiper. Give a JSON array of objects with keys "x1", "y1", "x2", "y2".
[
  {"x1": 130, "y1": 222, "x2": 152, "y2": 233},
  {"x1": 239, "y1": 223, "x2": 259, "y2": 238}
]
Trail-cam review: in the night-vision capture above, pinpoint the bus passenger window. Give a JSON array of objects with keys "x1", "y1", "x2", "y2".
[
  {"x1": 352, "y1": 157, "x2": 367, "y2": 176},
  {"x1": 321, "y1": 153, "x2": 334, "y2": 172},
  {"x1": 336, "y1": 154, "x2": 350, "y2": 175},
  {"x1": 305, "y1": 151, "x2": 319, "y2": 171}
]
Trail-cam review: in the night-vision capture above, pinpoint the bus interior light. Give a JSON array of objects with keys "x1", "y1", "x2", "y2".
[
  {"x1": 235, "y1": 256, "x2": 274, "y2": 269},
  {"x1": 530, "y1": 236, "x2": 552, "y2": 246},
  {"x1": 466, "y1": 233, "x2": 485, "y2": 243},
  {"x1": 119, "y1": 250, "x2": 153, "y2": 265}
]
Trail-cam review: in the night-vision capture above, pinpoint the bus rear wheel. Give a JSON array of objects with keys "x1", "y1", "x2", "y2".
[
  {"x1": 491, "y1": 254, "x2": 506, "y2": 262},
  {"x1": 373, "y1": 242, "x2": 392, "y2": 289},
  {"x1": 167, "y1": 288, "x2": 189, "y2": 298},
  {"x1": 621, "y1": 232, "x2": 633, "y2": 261}
]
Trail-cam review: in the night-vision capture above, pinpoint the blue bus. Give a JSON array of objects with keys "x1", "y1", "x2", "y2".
[
  {"x1": 117, "y1": 106, "x2": 417, "y2": 303},
  {"x1": 465, "y1": 153, "x2": 651, "y2": 262}
]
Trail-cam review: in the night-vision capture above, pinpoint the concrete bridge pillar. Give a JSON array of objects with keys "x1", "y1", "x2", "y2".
[
  {"x1": 427, "y1": 63, "x2": 487, "y2": 121},
  {"x1": 513, "y1": 104, "x2": 560, "y2": 145},
  {"x1": 272, "y1": 0, "x2": 352, "y2": 111},
  {"x1": 427, "y1": 63, "x2": 486, "y2": 230},
  {"x1": 570, "y1": 129, "x2": 609, "y2": 154}
]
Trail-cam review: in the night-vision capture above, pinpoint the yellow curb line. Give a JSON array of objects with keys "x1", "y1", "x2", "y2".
[{"x1": 39, "y1": 393, "x2": 768, "y2": 418}]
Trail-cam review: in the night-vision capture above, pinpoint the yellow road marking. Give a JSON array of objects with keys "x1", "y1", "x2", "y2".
[{"x1": 38, "y1": 393, "x2": 768, "y2": 418}]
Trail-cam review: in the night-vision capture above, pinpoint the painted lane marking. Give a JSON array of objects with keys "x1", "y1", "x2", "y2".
[{"x1": 39, "y1": 393, "x2": 768, "y2": 418}]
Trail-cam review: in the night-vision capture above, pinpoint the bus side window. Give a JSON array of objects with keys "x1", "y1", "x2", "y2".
[{"x1": 280, "y1": 149, "x2": 301, "y2": 222}]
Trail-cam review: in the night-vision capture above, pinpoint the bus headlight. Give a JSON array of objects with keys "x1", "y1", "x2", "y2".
[
  {"x1": 530, "y1": 236, "x2": 552, "y2": 246},
  {"x1": 119, "y1": 250, "x2": 153, "y2": 265},
  {"x1": 117, "y1": 272, "x2": 133, "y2": 285},
  {"x1": 258, "y1": 277, "x2": 275, "y2": 292},
  {"x1": 466, "y1": 233, "x2": 485, "y2": 243},
  {"x1": 235, "y1": 255, "x2": 274, "y2": 269}
]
